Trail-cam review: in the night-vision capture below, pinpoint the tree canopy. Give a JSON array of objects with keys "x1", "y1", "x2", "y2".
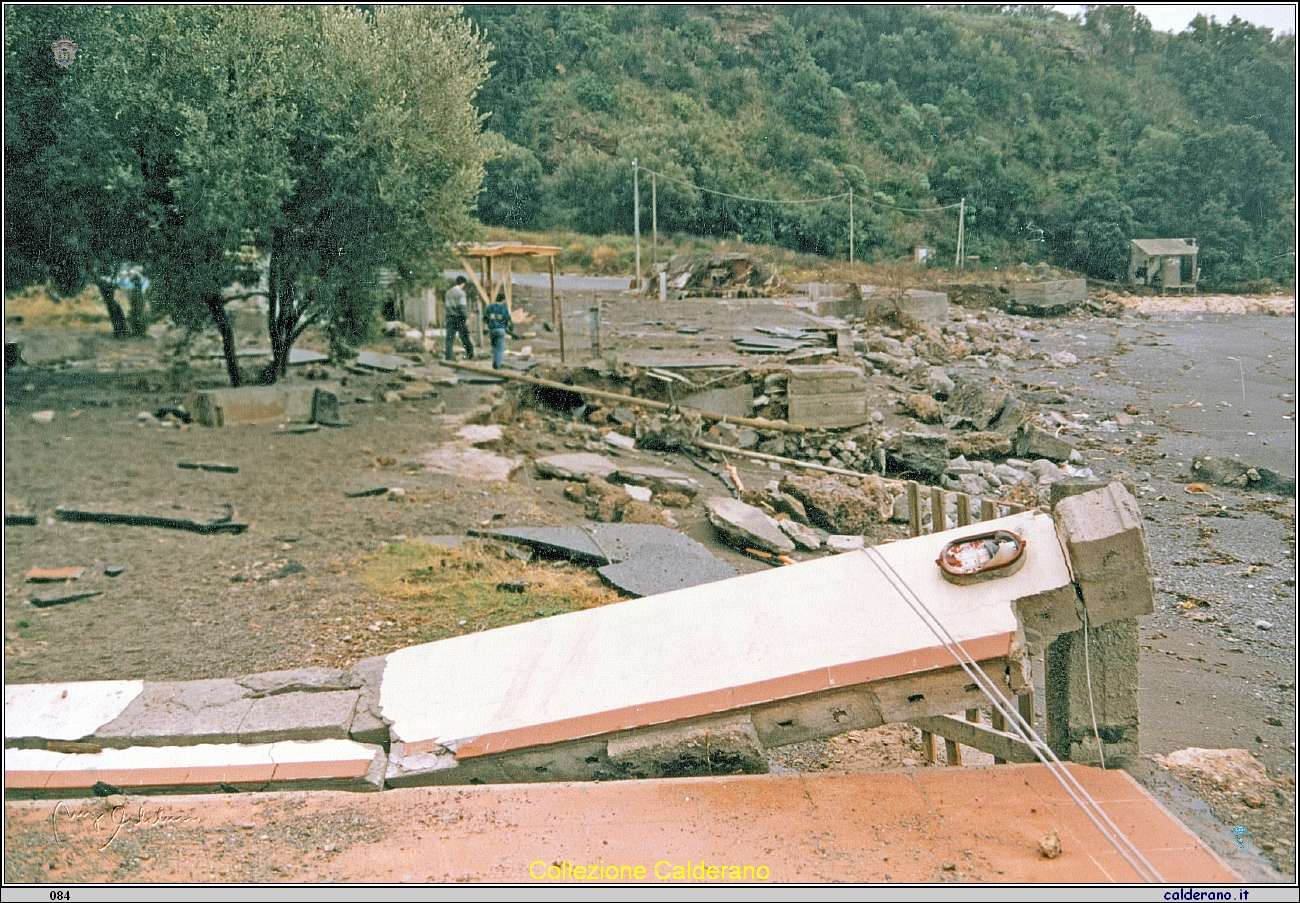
[
  {"x1": 5, "y1": 5, "x2": 490, "y2": 381},
  {"x1": 467, "y1": 5, "x2": 1295, "y2": 287}
]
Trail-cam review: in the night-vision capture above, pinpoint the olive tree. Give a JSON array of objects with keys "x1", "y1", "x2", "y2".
[{"x1": 5, "y1": 5, "x2": 490, "y2": 384}]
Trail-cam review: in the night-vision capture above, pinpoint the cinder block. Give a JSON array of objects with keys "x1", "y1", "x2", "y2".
[
  {"x1": 1054, "y1": 483, "x2": 1148, "y2": 578},
  {"x1": 1046, "y1": 618, "x2": 1139, "y2": 764}
]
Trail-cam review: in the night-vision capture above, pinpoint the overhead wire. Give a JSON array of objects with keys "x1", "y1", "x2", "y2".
[{"x1": 861, "y1": 545, "x2": 1164, "y2": 883}]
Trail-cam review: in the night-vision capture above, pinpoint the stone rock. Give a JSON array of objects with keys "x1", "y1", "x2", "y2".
[
  {"x1": 903, "y1": 393, "x2": 942, "y2": 424},
  {"x1": 604, "y1": 431, "x2": 636, "y2": 450},
  {"x1": 535, "y1": 452, "x2": 618, "y2": 481},
  {"x1": 894, "y1": 432, "x2": 949, "y2": 478},
  {"x1": 30, "y1": 410, "x2": 54, "y2": 424},
  {"x1": 1014, "y1": 425, "x2": 1075, "y2": 462},
  {"x1": 767, "y1": 490, "x2": 808, "y2": 524},
  {"x1": 706, "y1": 497, "x2": 794, "y2": 554},
  {"x1": 948, "y1": 376, "x2": 1026, "y2": 435},
  {"x1": 1157, "y1": 748, "x2": 1270, "y2": 792},
  {"x1": 949, "y1": 431, "x2": 1013, "y2": 460},
  {"x1": 777, "y1": 518, "x2": 821, "y2": 550},
  {"x1": 1190, "y1": 457, "x2": 1295, "y2": 496},
  {"x1": 623, "y1": 484, "x2": 653, "y2": 502},
  {"x1": 1039, "y1": 831, "x2": 1062, "y2": 859},
  {"x1": 636, "y1": 413, "x2": 702, "y2": 452},
  {"x1": 609, "y1": 465, "x2": 699, "y2": 497},
  {"x1": 926, "y1": 367, "x2": 955, "y2": 399},
  {"x1": 781, "y1": 473, "x2": 894, "y2": 534},
  {"x1": 826, "y1": 535, "x2": 865, "y2": 552}
]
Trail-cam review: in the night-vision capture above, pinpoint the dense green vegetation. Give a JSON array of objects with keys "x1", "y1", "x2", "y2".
[{"x1": 468, "y1": 5, "x2": 1295, "y2": 287}]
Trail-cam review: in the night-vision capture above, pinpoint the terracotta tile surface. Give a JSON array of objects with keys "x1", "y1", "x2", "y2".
[{"x1": 3, "y1": 765, "x2": 1239, "y2": 884}]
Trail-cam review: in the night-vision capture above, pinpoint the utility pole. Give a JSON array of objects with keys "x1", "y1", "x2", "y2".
[
  {"x1": 955, "y1": 197, "x2": 966, "y2": 270},
  {"x1": 849, "y1": 186, "x2": 855, "y2": 265},
  {"x1": 633, "y1": 158, "x2": 641, "y2": 291},
  {"x1": 651, "y1": 172, "x2": 658, "y2": 276}
]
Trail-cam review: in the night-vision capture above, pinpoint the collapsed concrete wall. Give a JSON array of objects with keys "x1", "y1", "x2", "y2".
[{"x1": 6, "y1": 485, "x2": 1152, "y2": 795}]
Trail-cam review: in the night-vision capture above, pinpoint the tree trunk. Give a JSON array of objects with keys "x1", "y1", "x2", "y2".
[
  {"x1": 97, "y1": 278, "x2": 129, "y2": 339},
  {"x1": 126, "y1": 277, "x2": 148, "y2": 338},
  {"x1": 207, "y1": 295, "x2": 242, "y2": 387}
]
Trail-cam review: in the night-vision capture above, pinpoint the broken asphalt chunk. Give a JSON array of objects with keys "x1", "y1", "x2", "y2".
[
  {"x1": 54, "y1": 506, "x2": 248, "y2": 535},
  {"x1": 30, "y1": 590, "x2": 103, "y2": 608}
]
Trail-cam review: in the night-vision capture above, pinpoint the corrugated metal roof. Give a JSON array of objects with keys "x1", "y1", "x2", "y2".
[{"x1": 1131, "y1": 238, "x2": 1197, "y2": 256}]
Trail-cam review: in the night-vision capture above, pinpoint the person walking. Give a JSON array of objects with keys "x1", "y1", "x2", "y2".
[
  {"x1": 484, "y1": 291, "x2": 515, "y2": 370},
  {"x1": 444, "y1": 276, "x2": 474, "y2": 362}
]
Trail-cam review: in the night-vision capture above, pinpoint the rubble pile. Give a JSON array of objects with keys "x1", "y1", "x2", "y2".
[{"x1": 661, "y1": 253, "x2": 775, "y2": 299}]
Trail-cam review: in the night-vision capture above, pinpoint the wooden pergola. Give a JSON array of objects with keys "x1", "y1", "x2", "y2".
[{"x1": 457, "y1": 242, "x2": 562, "y2": 352}]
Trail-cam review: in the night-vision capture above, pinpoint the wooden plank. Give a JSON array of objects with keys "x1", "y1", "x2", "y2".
[
  {"x1": 956, "y1": 493, "x2": 971, "y2": 527},
  {"x1": 931, "y1": 487, "x2": 946, "y2": 532},
  {"x1": 910, "y1": 715, "x2": 1043, "y2": 764},
  {"x1": 908, "y1": 483, "x2": 921, "y2": 537}
]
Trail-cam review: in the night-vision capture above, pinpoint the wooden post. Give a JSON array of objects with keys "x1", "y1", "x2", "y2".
[
  {"x1": 956, "y1": 492, "x2": 970, "y2": 527},
  {"x1": 921, "y1": 730, "x2": 935, "y2": 764},
  {"x1": 981, "y1": 498, "x2": 997, "y2": 522},
  {"x1": 991, "y1": 707, "x2": 1007, "y2": 764},
  {"x1": 945, "y1": 737, "x2": 962, "y2": 767},
  {"x1": 931, "y1": 486, "x2": 946, "y2": 533},
  {"x1": 556, "y1": 293, "x2": 566, "y2": 363},
  {"x1": 907, "y1": 482, "x2": 921, "y2": 537},
  {"x1": 651, "y1": 172, "x2": 658, "y2": 276},
  {"x1": 504, "y1": 257, "x2": 513, "y2": 314},
  {"x1": 548, "y1": 254, "x2": 557, "y2": 326},
  {"x1": 480, "y1": 256, "x2": 491, "y2": 350}
]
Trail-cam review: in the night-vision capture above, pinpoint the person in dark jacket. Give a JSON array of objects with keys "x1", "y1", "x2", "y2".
[{"x1": 484, "y1": 291, "x2": 515, "y2": 370}]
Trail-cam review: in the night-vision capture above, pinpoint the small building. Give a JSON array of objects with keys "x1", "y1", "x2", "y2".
[{"x1": 1129, "y1": 239, "x2": 1198, "y2": 292}]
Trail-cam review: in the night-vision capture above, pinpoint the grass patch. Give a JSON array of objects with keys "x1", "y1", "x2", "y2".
[
  {"x1": 4, "y1": 283, "x2": 113, "y2": 331},
  {"x1": 360, "y1": 540, "x2": 622, "y2": 644}
]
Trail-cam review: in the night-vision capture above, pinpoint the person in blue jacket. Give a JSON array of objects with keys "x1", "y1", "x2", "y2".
[{"x1": 484, "y1": 291, "x2": 515, "y2": 370}]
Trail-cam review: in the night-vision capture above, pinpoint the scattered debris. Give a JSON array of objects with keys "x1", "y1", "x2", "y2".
[
  {"x1": 4, "y1": 494, "x2": 37, "y2": 526},
  {"x1": 177, "y1": 461, "x2": 240, "y2": 473},
  {"x1": 535, "y1": 453, "x2": 619, "y2": 481},
  {"x1": 25, "y1": 567, "x2": 85, "y2": 583},
  {"x1": 30, "y1": 410, "x2": 54, "y2": 424},
  {"x1": 780, "y1": 473, "x2": 894, "y2": 533},
  {"x1": 662, "y1": 252, "x2": 773, "y2": 297},
  {"x1": 1038, "y1": 830, "x2": 1063, "y2": 859},
  {"x1": 1191, "y1": 457, "x2": 1295, "y2": 496},
  {"x1": 104, "y1": 566, "x2": 125, "y2": 577},
  {"x1": 354, "y1": 350, "x2": 415, "y2": 372},
  {"x1": 1156, "y1": 748, "x2": 1271, "y2": 793},
  {"x1": 54, "y1": 505, "x2": 249, "y2": 535},
  {"x1": 30, "y1": 590, "x2": 103, "y2": 608}
]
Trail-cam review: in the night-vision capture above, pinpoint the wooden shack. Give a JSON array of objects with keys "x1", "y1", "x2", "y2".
[{"x1": 1129, "y1": 239, "x2": 1198, "y2": 293}]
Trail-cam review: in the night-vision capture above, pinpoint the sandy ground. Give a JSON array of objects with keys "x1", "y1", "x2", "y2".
[{"x1": 3, "y1": 286, "x2": 1295, "y2": 883}]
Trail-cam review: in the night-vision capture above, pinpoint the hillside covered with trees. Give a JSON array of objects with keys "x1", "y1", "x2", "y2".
[{"x1": 468, "y1": 4, "x2": 1295, "y2": 288}]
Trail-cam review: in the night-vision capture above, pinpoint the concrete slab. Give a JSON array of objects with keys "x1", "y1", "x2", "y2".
[
  {"x1": 93, "y1": 680, "x2": 254, "y2": 748},
  {"x1": 1, "y1": 766, "x2": 1239, "y2": 882},
  {"x1": 680, "y1": 385, "x2": 754, "y2": 418},
  {"x1": 608, "y1": 466, "x2": 699, "y2": 496},
  {"x1": 354, "y1": 350, "x2": 415, "y2": 372},
  {"x1": 237, "y1": 690, "x2": 360, "y2": 744},
  {"x1": 377, "y1": 511, "x2": 1067, "y2": 770},
  {"x1": 535, "y1": 453, "x2": 618, "y2": 481},
  {"x1": 234, "y1": 668, "x2": 360, "y2": 697},
  {"x1": 5, "y1": 739, "x2": 384, "y2": 796},
  {"x1": 5, "y1": 681, "x2": 144, "y2": 745},
  {"x1": 706, "y1": 496, "x2": 795, "y2": 553},
  {"x1": 189, "y1": 385, "x2": 317, "y2": 426},
  {"x1": 469, "y1": 527, "x2": 608, "y2": 565},
  {"x1": 597, "y1": 544, "x2": 739, "y2": 597}
]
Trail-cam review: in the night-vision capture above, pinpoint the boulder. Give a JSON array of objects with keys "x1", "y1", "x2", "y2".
[{"x1": 894, "y1": 432, "x2": 949, "y2": 479}]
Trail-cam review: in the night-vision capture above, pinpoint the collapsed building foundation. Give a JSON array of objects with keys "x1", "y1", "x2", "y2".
[{"x1": 6, "y1": 484, "x2": 1152, "y2": 796}]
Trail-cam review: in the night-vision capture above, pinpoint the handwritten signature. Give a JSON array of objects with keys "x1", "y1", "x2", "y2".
[{"x1": 53, "y1": 800, "x2": 202, "y2": 850}]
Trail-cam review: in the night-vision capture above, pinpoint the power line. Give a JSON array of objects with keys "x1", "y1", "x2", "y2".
[
  {"x1": 637, "y1": 165, "x2": 849, "y2": 206},
  {"x1": 862, "y1": 195, "x2": 964, "y2": 213}
]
